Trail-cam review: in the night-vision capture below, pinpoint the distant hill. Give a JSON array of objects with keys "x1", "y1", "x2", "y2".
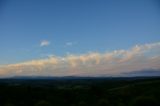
[{"x1": 122, "y1": 69, "x2": 160, "y2": 77}]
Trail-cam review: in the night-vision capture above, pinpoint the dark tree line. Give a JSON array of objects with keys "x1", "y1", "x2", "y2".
[{"x1": 0, "y1": 77, "x2": 160, "y2": 106}]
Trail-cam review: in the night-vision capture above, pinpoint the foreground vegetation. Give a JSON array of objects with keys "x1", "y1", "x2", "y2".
[{"x1": 0, "y1": 77, "x2": 160, "y2": 106}]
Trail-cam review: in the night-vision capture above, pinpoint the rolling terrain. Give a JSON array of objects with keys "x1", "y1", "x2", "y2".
[{"x1": 0, "y1": 77, "x2": 160, "y2": 106}]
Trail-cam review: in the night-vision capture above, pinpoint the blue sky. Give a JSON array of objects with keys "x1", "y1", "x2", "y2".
[{"x1": 0, "y1": 0, "x2": 160, "y2": 77}]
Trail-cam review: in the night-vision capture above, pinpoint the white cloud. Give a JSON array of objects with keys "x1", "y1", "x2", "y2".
[
  {"x1": 65, "y1": 42, "x2": 77, "y2": 47},
  {"x1": 0, "y1": 42, "x2": 160, "y2": 77},
  {"x1": 40, "y1": 40, "x2": 50, "y2": 47}
]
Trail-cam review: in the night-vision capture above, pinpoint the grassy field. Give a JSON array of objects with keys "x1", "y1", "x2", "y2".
[{"x1": 0, "y1": 77, "x2": 160, "y2": 106}]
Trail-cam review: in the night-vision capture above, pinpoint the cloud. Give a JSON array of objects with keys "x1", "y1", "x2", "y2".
[
  {"x1": 40, "y1": 40, "x2": 50, "y2": 47},
  {"x1": 66, "y1": 42, "x2": 73, "y2": 46},
  {"x1": 0, "y1": 42, "x2": 160, "y2": 77},
  {"x1": 65, "y1": 42, "x2": 77, "y2": 47}
]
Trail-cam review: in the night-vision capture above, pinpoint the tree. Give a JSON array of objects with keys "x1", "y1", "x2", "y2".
[
  {"x1": 130, "y1": 96, "x2": 159, "y2": 106},
  {"x1": 4, "y1": 103, "x2": 15, "y2": 106},
  {"x1": 34, "y1": 100, "x2": 52, "y2": 106},
  {"x1": 98, "y1": 99, "x2": 110, "y2": 106}
]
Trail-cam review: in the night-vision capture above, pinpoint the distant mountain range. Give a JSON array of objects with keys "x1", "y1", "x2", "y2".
[
  {"x1": 122, "y1": 69, "x2": 160, "y2": 77},
  {"x1": 0, "y1": 69, "x2": 159, "y2": 79}
]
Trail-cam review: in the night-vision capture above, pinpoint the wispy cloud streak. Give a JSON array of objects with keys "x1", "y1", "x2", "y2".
[{"x1": 40, "y1": 40, "x2": 50, "y2": 47}]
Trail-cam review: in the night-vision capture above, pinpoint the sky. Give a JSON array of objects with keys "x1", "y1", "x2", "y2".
[{"x1": 0, "y1": 0, "x2": 160, "y2": 77}]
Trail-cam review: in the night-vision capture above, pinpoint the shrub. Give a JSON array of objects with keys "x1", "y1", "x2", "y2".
[{"x1": 130, "y1": 96, "x2": 159, "y2": 106}]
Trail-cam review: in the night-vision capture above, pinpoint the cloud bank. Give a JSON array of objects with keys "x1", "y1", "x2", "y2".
[{"x1": 0, "y1": 42, "x2": 160, "y2": 77}]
